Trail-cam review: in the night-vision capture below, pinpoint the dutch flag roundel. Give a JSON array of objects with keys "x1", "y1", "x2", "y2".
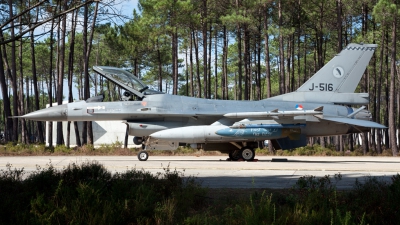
[{"x1": 295, "y1": 104, "x2": 303, "y2": 110}]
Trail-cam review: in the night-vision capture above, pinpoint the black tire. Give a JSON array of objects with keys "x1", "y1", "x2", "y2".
[
  {"x1": 229, "y1": 151, "x2": 241, "y2": 161},
  {"x1": 240, "y1": 148, "x2": 255, "y2": 161},
  {"x1": 138, "y1": 150, "x2": 149, "y2": 161},
  {"x1": 133, "y1": 136, "x2": 143, "y2": 145}
]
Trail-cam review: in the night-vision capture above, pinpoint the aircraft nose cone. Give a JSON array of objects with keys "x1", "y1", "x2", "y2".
[
  {"x1": 215, "y1": 128, "x2": 234, "y2": 136},
  {"x1": 22, "y1": 104, "x2": 68, "y2": 121}
]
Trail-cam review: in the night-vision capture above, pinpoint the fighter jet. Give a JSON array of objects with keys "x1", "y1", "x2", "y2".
[{"x1": 21, "y1": 43, "x2": 385, "y2": 161}]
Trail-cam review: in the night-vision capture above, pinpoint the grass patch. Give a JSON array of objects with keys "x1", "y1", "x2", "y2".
[
  {"x1": 0, "y1": 142, "x2": 398, "y2": 157},
  {"x1": 0, "y1": 143, "x2": 222, "y2": 157}
]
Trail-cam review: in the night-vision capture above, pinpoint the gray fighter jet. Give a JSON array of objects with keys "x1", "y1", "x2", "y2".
[{"x1": 22, "y1": 43, "x2": 385, "y2": 161}]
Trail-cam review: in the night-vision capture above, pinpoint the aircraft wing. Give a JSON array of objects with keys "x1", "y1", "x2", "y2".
[
  {"x1": 222, "y1": 107, "x2": 323, "y2": 118},
  {"x1": 321, "y1": 117, "x2": 387, "y2": 129}
]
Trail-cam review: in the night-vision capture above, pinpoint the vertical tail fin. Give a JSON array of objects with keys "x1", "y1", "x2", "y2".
[
  {"x1": 297, "y1": 43, "x2": 377, "y2": 93},
  {"x1": 269, "y1": 43, "x2": 377, "y2": 104}
]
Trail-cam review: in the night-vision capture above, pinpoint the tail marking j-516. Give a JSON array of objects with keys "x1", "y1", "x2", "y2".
[{"x1": 269, "y1": 43, "x2": 377, "y2": 105}]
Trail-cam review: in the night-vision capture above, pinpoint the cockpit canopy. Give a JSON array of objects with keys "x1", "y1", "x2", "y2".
[{"x1": 93, "y1": 66, "x2": 163, "y2": 100}]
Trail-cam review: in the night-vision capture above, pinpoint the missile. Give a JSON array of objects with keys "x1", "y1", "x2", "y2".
[
  {"x1": 149, "y1": 123, "x2": 305, "y2": 144},
  {"x1": 149, "y1": 125, "x2": 232, "y2": 143},
  {"x1": 230, "y1": 123, "x2": 306, "y2": 129},
  {"x1": 215, "y1": 126, "x2": 302, "y2": 140}
]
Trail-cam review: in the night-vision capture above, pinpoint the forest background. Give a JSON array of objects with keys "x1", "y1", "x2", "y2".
[{"x1": 0, "y1": 0, "x2": 399, "y2": 156}]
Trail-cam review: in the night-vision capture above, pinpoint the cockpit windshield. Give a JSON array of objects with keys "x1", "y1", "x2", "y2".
[
  {"x1": 93, "y1": 66, "x2": 163, "y2": 99},
  {"x1": 103, "y1": 67, "x2": 147, "y2": 91}
]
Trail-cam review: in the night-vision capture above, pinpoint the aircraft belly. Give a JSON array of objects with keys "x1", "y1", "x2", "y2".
[
  {"x1": 128, "y1": 122, "x2": 183, "y2": 136},
  {"x1": 127, "y1": 117, "x2": 219, "y2": 137},
  {"x1": 304, "y1": 121, "x2": 350, "y2": 136}
]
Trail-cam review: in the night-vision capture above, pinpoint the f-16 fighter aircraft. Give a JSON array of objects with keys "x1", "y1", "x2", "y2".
[{"x1": 22, "y1": 43, "x2": 385, "y2": 161}]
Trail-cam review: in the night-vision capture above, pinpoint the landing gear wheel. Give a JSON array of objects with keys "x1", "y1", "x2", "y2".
[
  {"x1": 138, "y1": 151, "x2": 149, "y2": 161},
  {"x1": 133, "y1": 136, "x2": 143, "y2": 145},
  {"x1": 240, "y1": 148, "x2": 255, "y2": 161},
  {"x1": 228, "y1": 151, "x2": 241, "y2": 161}
]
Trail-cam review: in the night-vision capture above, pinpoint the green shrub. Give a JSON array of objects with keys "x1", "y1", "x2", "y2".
[{"x1": 0, "y1": 161, "x2": 206, "y2": 224}]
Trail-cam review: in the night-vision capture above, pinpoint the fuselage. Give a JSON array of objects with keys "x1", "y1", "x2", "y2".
[{"x1": 23, "y1": 93, "x2": 371, "y2": 140}]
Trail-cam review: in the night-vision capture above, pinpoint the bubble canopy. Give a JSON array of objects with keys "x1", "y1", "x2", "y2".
[{"x1": 93, "y1": 66, "x2": 162, "y2": 99}]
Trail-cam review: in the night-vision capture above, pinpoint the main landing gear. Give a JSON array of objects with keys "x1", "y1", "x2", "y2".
[{"x1": 228, "y1": 147, "x2": 255, "y2": 161}]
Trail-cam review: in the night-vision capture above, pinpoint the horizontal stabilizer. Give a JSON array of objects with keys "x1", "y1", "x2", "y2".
[{"x1": 322, "y1": 117, "x2": 386, "y2": 129}]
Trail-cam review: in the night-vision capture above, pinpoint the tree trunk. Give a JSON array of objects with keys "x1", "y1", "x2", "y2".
[
  {"x1": 193, "y1": 31, "x2": 201, "y2": 98},
  {"x1": 186, "y1": 47, "x2": 189, "y2": 96},
  {"x1": 18, "y1": 15, "x2": 28, "y2": 143},
  {"x1": 56, "y1": 0, "x2": 66, "y2": 146},
  {"x1": 189, "y1": 31, "x2": 194, "y2": 97},
  {"x1": 214, "y1": 28, "x2": 218, "y2": 99},
  {"x1": 157, "y1": 39, "x2": 163, "y2": 92},
  {"x1": 244, "y1": 26, "x2": 250, "y2": 100},
  {"x1": 384, "y1": 32, "x2": 389, "y2": 149},
  {"x1": 208, "y1": 24, "x2": 212, "y2": 98},
  {"x1": 237, "y1": 25, "x2": 243, "y2": 100},
  {"x1": 48, "y1": 19, "x2": 54, "y2": 147},
  {"x1": 82, "y1": 4, "x2": 88, "y2": 145},
  {"x1": 172, "y1": 29, "x2": 178, "y2": 95},
  {"x1": 67, "y1": 10, "x2": 81, "y2": 147},
  {"x1": 278, "y1": 0, "x2": 285, "y2": 94},
  {"x1": 256, "y1": 23, "x2": 261, "y2": 100},
  {"x1": 8, "y1": 0, "x2": 19, "y2": 141},
  {"x1": 29, "y1": 9, "x2": 44, "y2": 143},
  {"x1": 124, "y1": 124, "x2": 129, "y2": 149},
  {"x1": 0, "y1": 38, "x2": 12, "y2": 142},
  {"x1": 264, "y1": 5, "x2": 271, "y2": 98},
  {"x1": 389, "y1": 11, "x2": 398, "y2": 156},
  {"x1": 320, "y1": 137, "x2": 325, "y2": 148},
  {"x1": 86, "y1": 1, "x2": 99, "y2": 145},
  {"x1": 222, "y1": 26, "x2": 228, "y2": 100},
  {"x1": 286, "y1": 36, "x2": 291, "y2": 93},
  {"x1": 202, "y1": 0, "x2": 208, "y2": 98},
  {"x1": 376, "y1": 28, "x2": 385, "y2": 153}
]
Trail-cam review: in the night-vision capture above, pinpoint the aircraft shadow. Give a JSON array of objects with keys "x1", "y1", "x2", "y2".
[{"x1": 189, "y1": 173, "x2": 396, "y2": 190}]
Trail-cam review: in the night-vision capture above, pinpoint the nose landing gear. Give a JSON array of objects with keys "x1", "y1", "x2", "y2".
[{"x1": 137, "y1": 150, "x2": 149, "y2": 161}]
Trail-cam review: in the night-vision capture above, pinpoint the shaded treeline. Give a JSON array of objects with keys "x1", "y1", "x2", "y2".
[{"x1": 0, "y1": 0, "x2": 399, "y2": 155}]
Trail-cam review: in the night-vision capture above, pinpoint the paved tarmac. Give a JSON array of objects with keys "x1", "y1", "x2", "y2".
[{"x1": 0, "y1": 155, "x2": 399, "y2": 189}]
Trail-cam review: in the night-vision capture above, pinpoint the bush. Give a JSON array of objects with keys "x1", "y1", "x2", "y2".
[
  {"x1": 1, "y1": 161, "x2": 399, "y2": 224},
  {"x1": 0, "y1": 161, "x2": 206, "y2": 224}
]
